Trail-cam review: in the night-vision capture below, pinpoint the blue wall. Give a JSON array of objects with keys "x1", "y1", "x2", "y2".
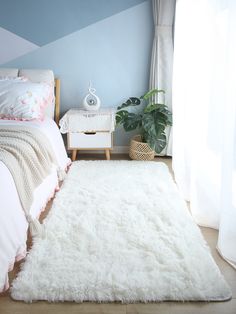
[
  {"x1": 1, "y1": 0, "x2": 153, "y2": 146},
  {"x1": 0, "y1": 0, "x2": 147, "y2": 46}
]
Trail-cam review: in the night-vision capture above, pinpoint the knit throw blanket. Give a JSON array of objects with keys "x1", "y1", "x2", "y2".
[{"x1": 0, "y1": 125, "x2": 64, "y2": 237}]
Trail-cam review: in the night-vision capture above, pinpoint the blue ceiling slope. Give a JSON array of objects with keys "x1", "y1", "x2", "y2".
[{"x1": 0, "y1": 0, "x2": 148, "y2": 46}]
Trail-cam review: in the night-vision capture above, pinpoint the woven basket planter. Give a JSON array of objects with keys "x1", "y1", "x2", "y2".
[{"x1": 129, "y1": 135, "x2": 155, "y2": 161}]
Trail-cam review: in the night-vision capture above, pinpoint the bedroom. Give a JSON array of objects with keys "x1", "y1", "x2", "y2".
[{"x1": 0, "y1": 0, "x2": 235, "y2": 313}]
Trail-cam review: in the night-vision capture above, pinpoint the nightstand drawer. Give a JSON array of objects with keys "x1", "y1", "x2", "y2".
[
  {"x1": 68, "y1": 132, "x2": 112, "y2": 149},
  {"x1": 68, "y1": 113, "x2": 113, "y2": 132}
]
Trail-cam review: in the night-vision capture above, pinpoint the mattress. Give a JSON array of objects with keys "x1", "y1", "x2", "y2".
[{"x1": 0, "y1": 117, "x2": 70, "y2": 292}]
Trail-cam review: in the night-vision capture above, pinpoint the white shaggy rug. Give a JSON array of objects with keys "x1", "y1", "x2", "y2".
[{"x1": 11, "y1": 161, "x2": 231, "y2": 302}]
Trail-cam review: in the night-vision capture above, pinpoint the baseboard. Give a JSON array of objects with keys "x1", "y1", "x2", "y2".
[
  {"x1": 69, "y1": 146, "x2": 172, "y2": 156},
  {"x1": 113, "y1": 146, "x2": 129, "y2": 154},
  {"x1": 74, "y1": 146, "x2": 129, "y2": 154}
]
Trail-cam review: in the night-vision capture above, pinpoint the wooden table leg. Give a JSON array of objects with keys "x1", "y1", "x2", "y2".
[
  {"x1": 105, "y1": 149, "x2": 110, "y2": 160},
  {"x1": 72, "y1": 149, "x2": 77, "y2": 161}
]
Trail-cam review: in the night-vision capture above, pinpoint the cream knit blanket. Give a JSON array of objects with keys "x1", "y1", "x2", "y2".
[{"x1": 0, "y1": 125, "x2": 64, "y2": 236}]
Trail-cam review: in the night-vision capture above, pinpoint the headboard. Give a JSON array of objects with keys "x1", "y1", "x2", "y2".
[{"x1": 0, "y1": 68, "x2": 60, "y2": 125}]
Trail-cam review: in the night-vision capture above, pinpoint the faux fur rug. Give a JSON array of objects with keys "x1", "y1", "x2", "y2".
[{"x1": 11, "y1": 161, "x2": 231, "y2": 302}]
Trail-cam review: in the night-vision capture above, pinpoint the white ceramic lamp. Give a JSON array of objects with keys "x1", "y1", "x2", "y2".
[{"x1": 82, "y1": 82, "x2": 101, "y2": 111}]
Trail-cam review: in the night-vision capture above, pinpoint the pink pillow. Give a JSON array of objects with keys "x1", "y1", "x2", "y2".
[{"x1": 0, "y1": 79, "x2": 54, "y2": 121}]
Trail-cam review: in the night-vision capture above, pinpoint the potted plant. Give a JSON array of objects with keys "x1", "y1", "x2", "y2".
[{"x1": 116, "y1": 89, "x2": 172, "y2": 160}]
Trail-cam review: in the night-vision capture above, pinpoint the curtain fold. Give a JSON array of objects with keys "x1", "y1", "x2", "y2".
[
  {"x1": 172, "y1": 0, "x2": 236, "y2": 267},
  {"x1": 149, "y1": 0, "x2": 176, "y2": 155}
]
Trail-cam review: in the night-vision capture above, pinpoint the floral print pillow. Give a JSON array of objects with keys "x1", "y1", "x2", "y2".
[{"x1": 0, "y1": 78, "x2": 54, "y2": 121}]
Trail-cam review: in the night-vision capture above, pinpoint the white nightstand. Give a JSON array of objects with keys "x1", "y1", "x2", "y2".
[{"x1": 59, "y1": 108, "x2": 115, "y2": 161}]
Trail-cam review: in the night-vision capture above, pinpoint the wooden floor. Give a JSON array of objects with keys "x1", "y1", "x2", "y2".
[{"x1": 0, "y1": 154, "x2": 236, "y2": 314}]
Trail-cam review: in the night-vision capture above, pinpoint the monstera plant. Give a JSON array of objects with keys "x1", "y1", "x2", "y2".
[{"x1": 116, "y1": 89, "x2": 172, "y2": 154}]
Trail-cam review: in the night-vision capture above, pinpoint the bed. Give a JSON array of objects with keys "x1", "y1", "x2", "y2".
[{"x1": 0, "y1": 68, "x2": 70, "y2": 292}]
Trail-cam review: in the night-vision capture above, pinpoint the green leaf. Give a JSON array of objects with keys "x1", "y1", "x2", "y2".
[
  {"x1": 145, "y1": 132, "x2": 166, "y2": 154},
  {"x1": 123, "y1": 113, "x2": 142, "y2": 131},
  {"x1": 155, "y1": 109, "x2": 172, "y2": 126},
  {"x1": 153, "y1": 132, "x2": 167, "y2": 154},
  {"x1": 154, "y1": 122, "x2": 166, "y2": 137},
  {"x1": 140, "y1": 89, "x2": 165, "y2": 100},
  {"x1": 142, "y1": 113, "x2": 156, "y2": 137},
  {"x1": 115, "y1": 110, "x2": 128, "y2": 124},
  {"x1": 145, "y1": 135, "x2": 156, "y2": 151},
  {"x1": 166, "y1": 114, "x2": 172, "y2": 125},
  {"x1": 144, "y1": 103, "x2": 158, "y2": 113},
  {"x1": 130, "y1": 97, "x2": 140, "y2": 104},
  {"x1": 142, "y1": 112, "x2": 168, "y2": 153},
  {"x1": 117, "y1": 97, "x2": 141, "y2": 110},
  {"x1": 144, "y1": 103, "x2": 165, "y2": 113}
]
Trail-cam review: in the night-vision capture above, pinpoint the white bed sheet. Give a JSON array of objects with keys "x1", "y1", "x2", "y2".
[{"x1": 0, "y1": 117, "x2": 70, "y2": 291}]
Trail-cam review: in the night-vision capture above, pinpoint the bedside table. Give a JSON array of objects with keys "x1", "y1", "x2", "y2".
[{"x1": 59, "y1": 108, "x2": 115, "y2": 161}]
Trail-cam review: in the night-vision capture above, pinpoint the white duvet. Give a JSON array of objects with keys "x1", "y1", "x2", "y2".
[{"x1": 0, "y1": 117, "x2": 70, "y2": 292}]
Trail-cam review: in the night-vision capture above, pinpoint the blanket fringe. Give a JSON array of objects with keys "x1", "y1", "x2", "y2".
[
  {"x1": 57, "y1": 167, "x2": 66, "y2": 181},
  {"x1": 26, "y1": 215, "x2": 45, "y2": 238},
  {"x1": 25, "y1": 167, "x2": 66, "y2": 238}
]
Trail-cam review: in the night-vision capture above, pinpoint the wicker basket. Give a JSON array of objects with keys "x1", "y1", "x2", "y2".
[{"x1": 129, "y1": 135, "x2": 155, "y2": 161}]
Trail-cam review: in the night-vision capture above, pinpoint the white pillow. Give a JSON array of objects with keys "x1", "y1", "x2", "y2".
[
  {"x1": 0, "y1": 79, "x2": 54, "y2": 121},
  {"x1": 0, "y1": 76, "x2": 27, "y2": 82}
]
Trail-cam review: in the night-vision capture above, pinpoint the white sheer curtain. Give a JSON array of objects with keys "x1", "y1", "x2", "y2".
[
  {"x1": 172, "y1": 0, "x2": 236, "y2": 267},
  {"x1": 149, "y1": 0, "x2": 176, "y2": 155}
]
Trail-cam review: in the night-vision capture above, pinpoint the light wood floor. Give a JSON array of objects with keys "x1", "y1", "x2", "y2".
[{"x1": 0, "y1": 154, "x2": 235, "y2": 314}]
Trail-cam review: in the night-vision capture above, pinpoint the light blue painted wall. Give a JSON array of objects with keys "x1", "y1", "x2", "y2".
[
  {"x1": 0, "y1": 0, "x2": 146, "y2": 46},
  {"x1": 4, "y1": 1, "x2": 153, "y2": 146}
]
